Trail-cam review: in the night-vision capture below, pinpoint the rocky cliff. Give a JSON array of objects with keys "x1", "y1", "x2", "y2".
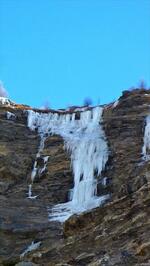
[{"x1": 0, "y1": 89, "x2": 150, "y2": 266}]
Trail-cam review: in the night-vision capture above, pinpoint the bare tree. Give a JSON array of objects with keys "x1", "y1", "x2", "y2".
[
  {"x1": 83, "y1": 97, "x2": 93, "y2": 106},
  {"x1": 42, "y1": 100, "x2": 50, "y2": 110},
  {"x1": 0, "y1": 81, "x2": 8, "y2": 97},
  {"x1": 139, "y1": 79, "x2": 146, "y2": 89}
]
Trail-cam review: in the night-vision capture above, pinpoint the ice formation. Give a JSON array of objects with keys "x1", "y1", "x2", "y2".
[
  {"x1": 101, "y1": 177, "x2": 108, "y2": 186},
  {"x1": 27, "y1": 184, "x2": 38, "y2": 199},
  {"x1": 27, "y1": 141, "x2": 49, "y2": 199},
  {"x1": 27, "y1": 107, "x2": 109, "y2": 222},
  {"x1": 6, "y1": 111, "x2": 16, "y2": 120},
  {"x1": 20, "y1": 241, "x2": 41, "y2": 258},
  {"x1": 39, "y1": 156, "x2": 49, "y2": 175},
  {"x1": 142, "y1": 115, "x2": 150, "y2": 160}
]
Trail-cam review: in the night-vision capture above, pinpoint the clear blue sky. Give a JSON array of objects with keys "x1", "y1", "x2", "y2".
[{"x1": 0, "y1": 0, "x2": 150, "y2": 109}]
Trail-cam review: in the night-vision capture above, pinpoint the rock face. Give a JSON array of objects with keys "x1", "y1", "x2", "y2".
[{"x1": 0, "y1": 89, "x2": 150, "y2": 265}]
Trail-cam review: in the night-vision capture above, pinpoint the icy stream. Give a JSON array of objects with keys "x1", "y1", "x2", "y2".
[
  {"x1": 27, "y1": 136, "x2": 49, "y2": 199},
  {"x1": 27, "y1": 107, "x2": 109, "y2": 222}
]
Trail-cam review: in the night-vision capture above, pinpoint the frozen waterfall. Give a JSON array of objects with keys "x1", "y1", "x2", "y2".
[
  {"x1": 142, "y1": 115, "x2": 150, "y2": 160},
  {"x1": 27, "y1": 107, "x2": 109, "y2": 222}
]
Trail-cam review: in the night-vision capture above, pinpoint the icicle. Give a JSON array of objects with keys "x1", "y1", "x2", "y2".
[
  {"x1": 28, "y1": 184, "x2": 32, "y2": 198},
  {"x1": 101, "y1": 177, "x2": 108, "y2": 186},
  {"x1": 39, "y1": 156, "x2": 49, "y2": 175},
  {"x1": 31, "y1": 161, "x2": 37, "y2": 182},
  {"x1": 27, "y1": 184, "x2": 38, "y2": 199}
]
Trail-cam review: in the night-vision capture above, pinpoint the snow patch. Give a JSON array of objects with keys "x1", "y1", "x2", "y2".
[
  {"x1": 113, "y1": 100, "x2": 119, "y2": 108},
  {"x1": 0, "y1": 97, "x2": 15, "y2": 106}
]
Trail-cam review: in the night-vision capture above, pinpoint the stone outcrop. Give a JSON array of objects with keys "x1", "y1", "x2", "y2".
[{"x1": 0, "y1": 89, "x2": 150, "y2": 265}]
